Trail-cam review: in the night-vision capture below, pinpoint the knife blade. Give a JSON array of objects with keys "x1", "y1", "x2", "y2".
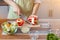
[{"x1": 19, "y1": 14, "x2": 32, "y2": 25}]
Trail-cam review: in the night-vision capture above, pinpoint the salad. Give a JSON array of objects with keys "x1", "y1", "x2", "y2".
[{"x1": 1, "y1": 22, "x2": 18, "y2": 34}]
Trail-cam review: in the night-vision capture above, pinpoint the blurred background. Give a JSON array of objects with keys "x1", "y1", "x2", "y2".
[
  {"x1": 0, "y1": 0, "x2": 60, "y2": 19},
  {"x1": 0, "y1": 0, "x2": 51, "y2": 19},
  {"x1": 0, "y1": 0, "x2": 60, "y2": 39}
]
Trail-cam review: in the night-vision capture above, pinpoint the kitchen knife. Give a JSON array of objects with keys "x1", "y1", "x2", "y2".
[{"x1": 19, "y1": 14, "x2": 32, "y2": 25}]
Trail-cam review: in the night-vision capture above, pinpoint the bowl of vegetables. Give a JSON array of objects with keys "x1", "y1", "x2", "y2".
[{"x1": 1, "y1": 22, "x2": 18, "y2": 34}]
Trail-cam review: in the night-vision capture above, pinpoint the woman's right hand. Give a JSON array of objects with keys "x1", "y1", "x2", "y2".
[
  {"x1": 13, "y1": 7, "x2": 21, "y2": 16},
  {"x1": 4, "y1": 0, "x2": 21, "y2": 15}
]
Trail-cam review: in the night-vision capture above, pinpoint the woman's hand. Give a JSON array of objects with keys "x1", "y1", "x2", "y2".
[
  {"x1": 4, "y1": 0, "x2": 21, "y2": 15},
  {"x1": 28, "y1": 15, "x2": 38, "y2": 25},
  {"x1": 13, "y1": 7, "x2": 21, "y2": 15},
  {"x1": 28, "y1": 15, "x2": 38, "y2": 20}
]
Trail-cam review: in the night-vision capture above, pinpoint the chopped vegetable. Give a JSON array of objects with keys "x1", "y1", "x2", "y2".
[
  {"x1": 21, "y1": 26, "x2": 30, "y2": 33},
  {"x1": 16, "y1": 18, "x2": 24, "y2": 26},
  {"x1": 47, "y1": 33, "x2": 58, "y2": 40},
  {"x1": 1, "y1": 22, "x2": 18, "y2": 34}
]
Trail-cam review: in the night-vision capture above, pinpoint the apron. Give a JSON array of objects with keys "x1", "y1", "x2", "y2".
[{"x1": 8, "y1": 0, "x2": 34, "y2": 19}]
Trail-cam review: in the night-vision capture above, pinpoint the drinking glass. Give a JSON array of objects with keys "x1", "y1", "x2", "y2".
[{"x1": 29, "y1": 30, "x2": 40, "y2": 40}]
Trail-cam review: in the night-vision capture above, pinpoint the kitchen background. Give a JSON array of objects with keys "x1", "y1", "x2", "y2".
[
  {"x1": 0, "y1": 0, "x2": 50, "y2": 19},
  {"x1": 0, "y1": 0, "x2": 60, "y2": 39},
  {"x1": 0, "y1": 0, "x2": 60, "y2": 19},
  {"x1": 0, "y1": 0, "x2": 60, "y2": 28}
]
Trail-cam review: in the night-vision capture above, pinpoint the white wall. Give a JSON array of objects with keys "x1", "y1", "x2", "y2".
[
  {"x1": 52, "y1": 0, "x2": 60, "y2": 19},
  {"x1": 37, "y1": 0, "x2": 51, "y2": 19}
]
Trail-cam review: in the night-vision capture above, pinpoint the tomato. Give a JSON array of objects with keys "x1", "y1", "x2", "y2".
[
  {"x1": 16, "y1": 18, "x2": 24, "y2": 26},
  {"x1": 28, "y1": 15, "x2": 38, "y2": 25}
]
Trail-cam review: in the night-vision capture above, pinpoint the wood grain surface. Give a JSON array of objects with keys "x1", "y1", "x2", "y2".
[{"x1": 0, "y1": 19, "x2": 46, "y2": 39}]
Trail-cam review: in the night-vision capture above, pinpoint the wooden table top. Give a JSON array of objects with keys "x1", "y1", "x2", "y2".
[
  {"x1": 0, "y1": 19, "x2": 46, "y2": 39},
  {"x1": 0, "y1": 27, "x2": 46, "y2": 39}
]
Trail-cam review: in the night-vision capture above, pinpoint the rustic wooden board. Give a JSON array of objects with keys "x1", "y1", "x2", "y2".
[{"x1": 0, "y1": 19, "x2": 47, "y2": 39}]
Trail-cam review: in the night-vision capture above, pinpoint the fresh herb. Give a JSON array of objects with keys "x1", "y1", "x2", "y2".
[{"x1": 47, "y1": 33, "x2": 58, "y2": 40}]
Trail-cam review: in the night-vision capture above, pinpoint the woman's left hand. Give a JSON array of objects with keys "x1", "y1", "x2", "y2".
[
  {"x1": 28, "y1": 15, "x2": 38, "y2": 20},
  {"x1": 28, "y1": 15, "x2": 38, "y2": 25}
]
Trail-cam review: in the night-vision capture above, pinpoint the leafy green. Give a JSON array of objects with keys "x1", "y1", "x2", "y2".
[{"x1": 47, "y1": 33, "x2": 58, "y2": 40}]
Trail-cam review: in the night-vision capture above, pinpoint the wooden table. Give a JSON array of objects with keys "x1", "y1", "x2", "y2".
[
  {"x1": 0, "y1": 27, "x2": 46, "y2": 39},
  {"x1": 0, "y1": 19, "x2": 47, "y2": 40}
]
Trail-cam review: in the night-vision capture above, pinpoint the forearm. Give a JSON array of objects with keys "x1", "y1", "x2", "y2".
[
  {"x1": 4, "y1": 0, "x2": 21, "y2": 15},
  {"x1": 4, "y1": 0, "x2": 19, "y2": 11},
  {"x1": 32, "y1": 3, "x2": 40, "y2": 15}
]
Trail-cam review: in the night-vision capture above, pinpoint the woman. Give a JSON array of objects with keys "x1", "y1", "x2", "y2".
[{"x1": 4, "y1": 0, "x2": 41, "y2": 19}]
